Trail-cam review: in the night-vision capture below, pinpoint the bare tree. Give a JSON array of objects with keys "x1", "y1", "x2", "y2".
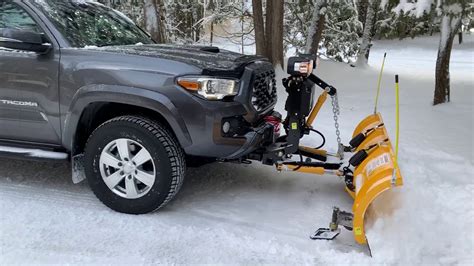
[
  {"x1": 252, "y1": 0, "x2": 284, "y2": 66},
  {"x1": 252, "y1": 0, "x2": 266, "y2": 56},
  {"x1": 264, "y1": 0, "x2": 274, "y2": 63},
  {"x1": 270, "y1": 0, "x2": 284, "y2": 66}
]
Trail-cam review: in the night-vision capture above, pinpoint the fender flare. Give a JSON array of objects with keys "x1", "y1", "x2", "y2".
[{"x1": 62, "y1": 84, "x2": 192, "y2": 152}]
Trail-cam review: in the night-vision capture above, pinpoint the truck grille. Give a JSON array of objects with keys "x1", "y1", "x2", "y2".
[{"x1": 251, "y1": 68, "x2": 277, "y2": 112}]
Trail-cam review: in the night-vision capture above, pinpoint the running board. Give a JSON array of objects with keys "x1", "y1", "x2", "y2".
[{"x1": 0, "y1": 145, "x2": 69, "y2": 161}]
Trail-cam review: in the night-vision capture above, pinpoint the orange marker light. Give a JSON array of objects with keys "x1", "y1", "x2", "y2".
[{"x1": 178, "y1": 80, "x2": 200, "y2": 91}]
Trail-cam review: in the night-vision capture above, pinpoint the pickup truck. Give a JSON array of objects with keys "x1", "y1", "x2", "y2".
[{"x1": 0, "y1": 0, "x2": 279, "y2": 214}]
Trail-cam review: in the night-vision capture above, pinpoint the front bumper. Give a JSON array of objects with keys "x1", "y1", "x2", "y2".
[
  {"x1": 178, "y1": 97, "x2": 277, "y2": 159},
  {"x1": 175, "y1": 60, "x2": 277, "y2": 159}
]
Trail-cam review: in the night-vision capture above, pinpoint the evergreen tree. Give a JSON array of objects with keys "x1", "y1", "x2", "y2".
[
  {"x1": 322, "y1": 0, "x2": 362, "y2": 62},
  {"x1": 164, "y1": 1, "x2": 203, "y2": 43},
  {"x1": 376, "y1": 0, "x2": 439, "y2": 40},
  {"x1": 285, "y1": 0, "x2": 362, "y2": 63},
  {"x1": 284, "y1": 0, "x2": 314, "y2": 54}
]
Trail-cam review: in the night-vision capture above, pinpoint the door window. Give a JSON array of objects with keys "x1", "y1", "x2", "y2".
[{"x1": 0, "y1": 2, "x2": 42, "y2": 33}]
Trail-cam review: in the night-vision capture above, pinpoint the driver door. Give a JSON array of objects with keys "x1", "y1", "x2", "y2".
[{"x1": 0, "y1": 2, "x2": 61, "y2": 145}]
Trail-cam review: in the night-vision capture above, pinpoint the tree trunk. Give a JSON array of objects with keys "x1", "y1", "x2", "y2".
[
  {"x1": 210, "y1": 21, "x2": 214, "y2": 46},
  {"x1": 241, "y1": 0, "x2": 245, "y2": 54},
  {"x1": 252, "y1": 0, "x2": 266, "y2": 56},
  {"x1": 434, "y1": 15, "x2": 462, "y2": 105},
  {"x1": 356, "y1": 0, "x2": 377, "y2": 66},
  {"x1": 143, "y1": 0, "x2": 165, "y2": 43},
  {"x1": 192, "y1": 7, "x2": 200, "y2": 42},
  {"x1": 357, "y1": 0, "x2": 369, "y2": 31},
  {"x1": 305, "y1": 1, "x2": 326, "y2": 55},
  {"x1": 157, "y1": 0, "x2": 167, "y2": 43},
  {"x1": 265, "y1": 0, "x2": 274, "y2": 63},
  {"x1": 458, "y1": 31, "x2": 463, "y2": 44},
  {"x1": 270, "y1": 0, "x2": 284, "y2": 67}
]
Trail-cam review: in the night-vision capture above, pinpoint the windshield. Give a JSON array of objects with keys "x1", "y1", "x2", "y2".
[{"x1": 32, "y1": 0, "x2": 154, "y2": 47}]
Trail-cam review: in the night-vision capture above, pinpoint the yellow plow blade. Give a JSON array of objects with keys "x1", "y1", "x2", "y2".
[
  {"x1": 352, "y1": 113, "x2": 384, "y2": 138},
  {"x1": 349, "y1": 114, "x2": 403, "y2": 244},
  {"x1": 352, "y1": 145, "x2": 403, "y2": 244}
]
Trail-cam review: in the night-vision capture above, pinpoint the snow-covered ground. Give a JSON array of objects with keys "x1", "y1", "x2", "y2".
[{"x1": 1, "y1": 35, "x2": 473, "y2": 264}]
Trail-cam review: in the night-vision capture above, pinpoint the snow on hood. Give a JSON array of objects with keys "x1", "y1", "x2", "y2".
[{"x1": 85, "y1": 44, "x2": 268, "y2": 75}]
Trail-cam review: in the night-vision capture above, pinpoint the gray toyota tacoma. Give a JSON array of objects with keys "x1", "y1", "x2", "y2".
[{"x1": 0, "y1": 0, "x2": 279, "y2": 213}]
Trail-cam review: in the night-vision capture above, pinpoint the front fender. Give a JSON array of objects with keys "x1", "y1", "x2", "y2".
[{"x1": 62, "y1": 84, "x2": 192, "y2": 151}]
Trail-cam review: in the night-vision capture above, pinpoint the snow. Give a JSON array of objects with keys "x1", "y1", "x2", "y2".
[
  {"x1": 1, "y1": 35, "x2": 473, "y2": 264},
  {"x1": 393, "y1": 0, "x2": 415, "y2": 14},
  {"x1": 393, "y1": 0, "x2": 463, "y2": 18},
  {"x1": 393, "y1": 0, "x2": 434, "y2": 17},
  {"x1": 445, "y1": 3, "x2": 463, "y2": 15},
  {"x1": 369, "y1": 34, "x2": 473, "y2": 82},
  {"x1": 380, "y1": 0, "x2": 389, "y2": 9}
]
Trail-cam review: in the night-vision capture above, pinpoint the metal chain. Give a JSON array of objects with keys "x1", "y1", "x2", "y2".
[
  {"x1": 331, "y1": 92, "x2": 344, "y2": 159},
  {"x1": 331, "y1": 93, "x2": 341, "y2": 146}
]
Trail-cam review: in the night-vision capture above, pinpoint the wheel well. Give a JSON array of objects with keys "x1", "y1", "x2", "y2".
[{"x1": 73, "y1": 102, "x2": 174, "y2": 155}]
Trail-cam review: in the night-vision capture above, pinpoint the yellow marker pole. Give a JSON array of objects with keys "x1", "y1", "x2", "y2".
[
  {"x1": 390, "y1": 74, "x2": 400, "y2": 186},
  {"x1": 374, "y1": 53, "x2": 387, "y2": 114},
  {"x1": 394, "y1": 75, "x2": 400, "y2": 163}
]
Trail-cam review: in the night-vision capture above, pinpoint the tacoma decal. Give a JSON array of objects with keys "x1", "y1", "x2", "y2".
[{"x1": 0, "y1": 99, "x2": 39, "y2": 107}]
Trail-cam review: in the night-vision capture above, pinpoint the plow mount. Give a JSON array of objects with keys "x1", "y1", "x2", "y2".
[{"x1": 250, "y1": 55, "x2": 403, "y2": 248}]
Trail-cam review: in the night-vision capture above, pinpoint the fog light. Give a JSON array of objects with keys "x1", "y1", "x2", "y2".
[{"x1": 222, "y1": 121, "x2": 231, "y2": 133}]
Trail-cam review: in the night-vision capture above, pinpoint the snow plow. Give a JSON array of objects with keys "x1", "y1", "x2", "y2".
[{"x1": 251, "y1": 55, "x2": 403, "y2": 247}]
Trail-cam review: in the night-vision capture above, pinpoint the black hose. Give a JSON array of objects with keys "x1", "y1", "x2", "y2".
[
  {"x1": 310, "y1": 128, "x2": 326, "y2": 149},
  {"x1": 289, "y1": 128, "x2": 325, "y2": 171},
  {"x1": 292, "y1": 152, "x2": 304, "y2": 171}
]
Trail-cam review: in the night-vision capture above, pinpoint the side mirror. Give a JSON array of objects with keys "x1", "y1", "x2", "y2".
[{"x1": 0, "y1": 28, "x2": 51, "y2": 54}]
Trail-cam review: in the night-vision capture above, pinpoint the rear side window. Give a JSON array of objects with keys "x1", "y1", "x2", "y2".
[{"x1": 0, "y1": 2, "x2": 42, "y2": 33}]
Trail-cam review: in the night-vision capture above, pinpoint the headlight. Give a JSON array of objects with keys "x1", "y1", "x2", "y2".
[{"x1": 177, "y1": 77, "x2": 238, "y2": 100}]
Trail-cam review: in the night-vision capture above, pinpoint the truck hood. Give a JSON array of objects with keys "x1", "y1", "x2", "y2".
[{"x1": 89, "y1": 44, "x2": 268, "y2": 77}]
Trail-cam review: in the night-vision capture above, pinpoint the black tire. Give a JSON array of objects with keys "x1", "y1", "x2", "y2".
[{"x1": 84, "y1": 116, "x2": 185, "y2": 214}]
